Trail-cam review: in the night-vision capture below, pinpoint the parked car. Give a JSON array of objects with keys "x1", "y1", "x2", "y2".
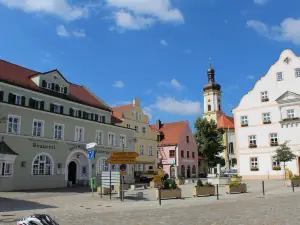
[{"x1": 140, "y1": 169, "x2": 165, "y2": 182}]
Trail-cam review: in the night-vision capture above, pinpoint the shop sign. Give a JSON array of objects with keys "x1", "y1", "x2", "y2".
[
  {"x1": 162, "y1": 159, "x2": 175, "y2": 165},
  {"x1": 33, "y1": 143, "x2": 56, "y2": 149}
]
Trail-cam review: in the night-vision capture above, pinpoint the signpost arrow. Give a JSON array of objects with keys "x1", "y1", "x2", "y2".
[{"x1": 107, "y1": 158, "x2": 136, "y2": 164}]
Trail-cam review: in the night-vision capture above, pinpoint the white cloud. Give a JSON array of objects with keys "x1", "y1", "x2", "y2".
[
  {"x1": 107, "y1": 0, "x2": 184, "y2": 30},
  {"x1": 247, "y1": 75, "x2": 255, "y2": 80},
  {"x1": 113, "y1": 80, "x2": 125, "y2": 88},
  {"x1": 72, "y1": 29, "x2": 86, "y2": 38},
  {"x1": 0, "y1": 0, "x2": 88, "y2": 21},
  {"x1": 160, "y1": 39, "x2": 168, "y2": 46},
  {"x1": 155, "y1": 97, "x2": 201, "y2": 115},
  {"x1": 247, "y1": 18, "x2": 300, "y2": 45},
  {"x1": 170, "y1": 79, "x2": 183, "y2": 89},
  {"x1": 253, "y1": 0, "x2": 269, "y2": 5},
  {"x1": 56, "y1": 25, "x2": 69, "y2": 37}
]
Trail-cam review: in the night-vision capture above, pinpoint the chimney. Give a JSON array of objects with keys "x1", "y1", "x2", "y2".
[
  {"x1": 133, "y1": 97, "x2": 140, "y2": 106},
  {"x1": 156, "y1": 119, "x2": 162, "y2": 130}
]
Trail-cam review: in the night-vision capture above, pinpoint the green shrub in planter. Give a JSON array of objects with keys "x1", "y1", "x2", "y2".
[
  {"x1": 204, "y1": 182, "x2": 214, "y2": 187},
  {"x1": 196, "y1": 179, "x2": 204, "y2": 187},
  {"x1": 228, "y1": 181, "x2": 241, "y2": 187},
  {"x1": 232, "y1": 174, "x2": 242, "y2": 178},
  {"x1": 163, "y1": 179, "x2": 178, "y2": 189}
]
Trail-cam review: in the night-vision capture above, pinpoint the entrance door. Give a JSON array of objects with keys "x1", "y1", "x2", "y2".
[
  {"x1": 68, "y1": 161, "x2": 77, "y2": 184},
  {"x1": 187, "y1": 166, "x2": 191, "y2": 178}
]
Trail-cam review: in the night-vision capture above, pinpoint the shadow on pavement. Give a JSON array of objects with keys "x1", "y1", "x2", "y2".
[
  {"x1": 12, "y1": 186, "x2": 91, "y2": 194},
  {"x1": 0, "y1": 197, "x2": 57, "y2": 213}
]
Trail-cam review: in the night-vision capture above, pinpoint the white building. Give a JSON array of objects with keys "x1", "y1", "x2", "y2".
[{"x1": 233, "y1": 49, "x2": 300, "y2": 179}]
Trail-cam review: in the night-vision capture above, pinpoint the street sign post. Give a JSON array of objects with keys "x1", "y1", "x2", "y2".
[{"x1": 88, "y1": 150, "x2": 96, "y2": 160}]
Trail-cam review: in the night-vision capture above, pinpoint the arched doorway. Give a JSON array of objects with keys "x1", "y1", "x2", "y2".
[
  {"x1": 68, "y1": 161, "x2": 77, "y2": 184},
  {"x1": 187, "y1": 165, "x2": 191, "y2": 178},
  {"x1": 170, "y1": 165, "x2": 175, "y2": 178}
]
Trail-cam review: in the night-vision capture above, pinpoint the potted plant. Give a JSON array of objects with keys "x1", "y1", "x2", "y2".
[
  {"x1": 225, "y1": 181, "x2": 247, "y2": 194},
  {"x1": 272, "y1": 165, "x2": 281, "y2": 171},
  {"x1": 250, "y1": 167, "x2": 259, "y2": 171},
  {"x1": 175, "y1": 175, "x2": 185, "y2": 185},
  {"x1": 193, "y1": 180, "x2": 215, "y2": 197},
  {"x1": 286, "y1": 175, "x2": 300, "y2": 187},
  {"x1": 263, "y1": 120, "x2": 271, "y2": 124},
  {"x1": 231, "y1": 174, "x2": 242, "y2": 182},
  {"x1": 156, "y1": 179, "x2": 182, "y2": 199}
]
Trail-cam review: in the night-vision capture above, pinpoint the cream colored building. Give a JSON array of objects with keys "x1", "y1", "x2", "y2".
[{"x1": 112, "y1": 98, "x2": 157, "y2": 173}]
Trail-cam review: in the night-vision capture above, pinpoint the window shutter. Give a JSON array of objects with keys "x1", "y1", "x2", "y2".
[
  {"x1": 64, "y1": 87, "x2": 67, "y2": 94},
  {"x1": 102, "y1": 116, "x2": 105, "y2": 123},
  {"x1": 83, "y1": 111, "x2": 86, "y2": 119},
  {"x1": 55, "y1": 84, "x2": 60, "y2": 92},
  {"x1": 40, "y1": 101, "x2": 45, "y2": 110},
  {"x1": 69, "y1": 108, "x2": 74, "y2": 116},
  {"x1": 51, "y1": 83, "x2": 55, "y2": 90},
  {"x1": 0, "y1": 91, "x2": 3, "y2": 102},
  {"x1": 29, "y1": 98, "x2": 34, "y2": 108},
  {"x1": 91, "y1": 113, "x2": 94, "y2": 121},
  {"x1": 78, "y1": 110, "x2": 82, "y2": 118},
  {"x1": 50, "y1": 103, "x2": 55, "y2": 112},
  {"x1": 60, "y1": 106, "x2": 64, "y2": 114},
  {"x1": 8, "y1": 93, "x2": 14, "y2": 103},
  {"x1": 95, "y1": 114, "x2": 99, "y2": 121},
  {"x1": 42, "y1": 80, "x2": 46, "y2": 88},
  {"x1": 21, "y1": 96, "x2": 26, "y2": 106}
]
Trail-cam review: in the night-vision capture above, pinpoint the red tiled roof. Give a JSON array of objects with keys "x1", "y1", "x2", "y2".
[
  {"x1": 112, "y1": 104, "x2": 133, "y2": 120},
  {"x1": 217, "y1": 114, "x2": 234, "y2": 129},
  {"x1": 150, "y1": 121, "x2": 188, "y2": 146},
  {"x1": 0, "y1": 60, "x2": 110, "y2": 111}
]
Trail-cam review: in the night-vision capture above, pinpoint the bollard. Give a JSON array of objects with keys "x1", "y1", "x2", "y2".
[
  {"x1": 292, "y1": 180, "x2": 295, "y2": 192},
  {"x1": 216, "y1": 184, "x2": 219, "y2": 200},
  {"x1": 262, "y1": 181, "x2": 265, "y2": 195},
  {"x1": 158, "y1": 187, "x2": 162, "y2": 205}
]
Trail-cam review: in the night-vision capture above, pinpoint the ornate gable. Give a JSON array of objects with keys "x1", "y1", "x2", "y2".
[{"x1": 275, "y1": 91, "x2": 300, "y2": 104}]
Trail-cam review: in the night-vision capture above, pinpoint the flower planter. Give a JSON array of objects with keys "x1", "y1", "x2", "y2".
[
  {"x1": 261, "y1": 98, "x2": 269, "y2": 102},
  {"x1": 192, "y1": 186, "x2": 215, "y2": 197},
  {"x1": 225, "y1": 183, "x2": 247, "y2": 194},
  {"x1": 150, "y1": 180, "x2": 162, "y2": 188},
  {"x1": 175, "y1": 178, "x2": 185, "y2": 185},
  {"x1": 231, "y1": 177, "x2": 242, "y2": 182},
  {"x1": 263, "y1": 121, "x2": 271, "y2": 124},
  {"x1": 283, "y1": 117, "x2": 299, "y2": 121},
  {"x1": 249, "y1": 144, "x2": 257, "y2": 148},
  {"x1": 156, "y1": 188, "x2": 182, "y2": 199},
  {"x1": 272, "y1": 166, "x2": 281, "y2": 171},
  {"x1": 250, "y1": 167, "x2": 259, "y2": 171},
  {"x1": 286, "y1": 179, "x2": 300, "y2": 187},
  {"x1": 241, "y1": 124, "x2": 248, "y2": 127},
  {"x1": 270, "y1": 143, "x2": 279, "y2": 147}
]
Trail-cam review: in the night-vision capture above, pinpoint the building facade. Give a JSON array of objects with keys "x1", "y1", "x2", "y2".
[
  {"x1": 233, "y1": 49, "x2": 300, "y2": 179},
  {"x1": 112, "y1": 98, "x2": 157, "y2": 173},
  {"x1": 151, "y1": 120, "x2": 198, "y2": 178},
  {"x1": 202, "y1": 64, "x2": 236, "y2": 170},
  {"x1": 0, "y1": 60, "x2": 135, "y2": 191}
]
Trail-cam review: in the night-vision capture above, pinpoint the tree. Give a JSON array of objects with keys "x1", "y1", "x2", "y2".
[
  {"x1": 194, "y1": 118, "x2": 225, "y2": 168},
  {"x1": 275, "y1": 141, "x2": 296, "y2": 180}
]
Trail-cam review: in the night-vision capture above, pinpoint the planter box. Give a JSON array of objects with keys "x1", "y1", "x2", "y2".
[
  {"x1": 241, "y1": 124, "x2": 248, "y2": 127},
  {"x1": 150, "y1": 180, "x2": 162, "y2": 188},
  {"x1": 225, "y1": 183, "x2": 247, "y2": 194},
  {"x1": 249, "y1": 144, "x2": 257, "y2": 148},
  {"x1": 156, "y1": 188, "x2": 182, "y2": 199},
  {"x1": 270, "y1": 143, "x2": 279, "y2": 147},
  {"x1": 175, "y1": 178, "x2": 185, "y2": 185},
  {"x1": 231, "y1": 177, "x2": 242, "y2": 182},
  {"x1": 261, "y1": 98, "x2": 269, "y2": 102},
  {"x1": 286, "y1": 179, "x2": 300, "y2": 187},
  {"x1": 207, "y1": 177, "x2": 230, "y2": 185},
  {"x1": 263, "y1": 121, "x2": 271, "y2": 124},
  {"x1": 192, "y1": 186, "x2": 215, "y2": 197}
]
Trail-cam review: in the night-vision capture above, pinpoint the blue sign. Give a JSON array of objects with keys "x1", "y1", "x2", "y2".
[{"x1": 88, "y1": 150, "x2": 96, "y2": 159}]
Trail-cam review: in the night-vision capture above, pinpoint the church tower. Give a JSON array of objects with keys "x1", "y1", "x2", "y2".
[{"x1": 202, "y1": 64, "x2": 223, "y2": 122}]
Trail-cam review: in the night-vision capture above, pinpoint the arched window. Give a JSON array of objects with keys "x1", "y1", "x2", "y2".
[
  {"x1": 208, "y1": 104, "x2": 211, "y2": 111},
  {"x1": 97, "y1": 158, "x2": 109, "y2": 174},
  {"x1": 32, "y1": 153, "x2": 53, "y2": 175},
  {"x1": 192, "y1": 165, "x2": 196, "y2": 175},
  {"x1": 181, "y1": 165, "x2": 185, "y2": 177},
  {"x1": 181, "y1": 150, "x2": 184, "y2": 158}
]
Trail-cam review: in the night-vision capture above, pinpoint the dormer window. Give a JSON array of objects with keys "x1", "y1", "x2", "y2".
[
  {"x1": 296, "y1": 69, "x2": 300, "y2": 77},
  {"x1": 46, "y1": 81, "x2": 52, "y2": 89},
  {"x1": 277, "y1": 72, "x2": 283, "y2": 81}
]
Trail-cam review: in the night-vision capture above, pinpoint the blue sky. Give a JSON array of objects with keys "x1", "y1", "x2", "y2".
[{"x1": 1, "y1": 0, "x2": 300, "y2": 129}]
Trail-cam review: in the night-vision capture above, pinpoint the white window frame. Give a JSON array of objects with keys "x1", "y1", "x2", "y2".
[
  {"x1": 72, "y1": 108, "x2": 79, "y2": 117},
  {"x1": 31, "y1": 97, "x2": 42, "y2": 109},
  {"x1": 142, "y1": 127, "x2": 146, "y2": 135},
  {"x1": 97, "y1": 158, "x2": 109, "y2": 174},
  {"x1": 261, "y1": 91, "x2": 268, "y2": 100},
  {"x1": 74, "y1": 126, "x2": 84, "y2": 142},
  {"x1": 140, "y1": 145, "x2": 144, "y2": 155},
  {"x1": 296, "y1": 69, "x2": 300, "y2": 78},
  {"x1": 263, "y1": 113, "x2": 271, "y2": 122},
  {"x1": 272, "y1": 156, "x2": 280, "y2": 167},
  {"x1": 54, "y1": 103, "x2": 61, "y2": 113},
  {"x1": 0, "y1": 161, "x2": 13, "y2": 177},
  {"x1": 287, "y1": 109, "x2": 295, "y2": 118},
  {"x1": 148, "y1": 146, "x2": 153, "y2": 156},
  {"x1": 108, "y1": 132, "x2": 116, "y2": 146},
  {"x1": 120, "y1": 134, "x2": 126, "y2": 148},
  {"x1": 270, "y1": 133, "x2": 278, "y2": 144},
  {"x1": 7, "y1": 114, "x2": 21, "y2": 134},
  {"x1": 135, "y1": 125, "x2": 139, "y2": 133},
  {"x1": 241, "y1": 116, "x2": 248, "y2": 126},
  {"x1": 249, "y1": 135, "x2": 257, "y2": 145},
  {"x1": 46, "y1": 81, "x2": 52, "y2": 89},
  {"x1": 277, "y1": 72, "x2": 283, "y2": 81},
  {"x1": 59, "y1": 86, "x2": 64, "y2": 93},
  {"x1": 250, "y1": 157, "x2": 259, "y2": 169},
  {"x1": 14, "y1": 94, "x2": 22, "y2": 105},
  {"x1": 95, "y1": 130, "x2": 104, "y2": 145},
  {"x1": 32, "y1": 119, "x2": 45, "y2": 137},
  {"x1": 54, "y1": 123, "x2": 64, "y2": 140},
  {"x1": 32, "y1": 153, "x2": 54, "y2": 176}
]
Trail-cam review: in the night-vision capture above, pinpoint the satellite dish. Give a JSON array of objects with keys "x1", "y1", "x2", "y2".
[{"x1": 85, "y1": 142, "x2": 97, "y2": 149}]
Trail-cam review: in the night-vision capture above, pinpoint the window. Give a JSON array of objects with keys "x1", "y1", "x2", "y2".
[
  {"x1": 272, "y1": 156, "x2": 280, "y2": 167},
  {"x1": 97, "y1": 158, "x2": 109, "y2": 174},
  {"x1": 186, "y1": 136, "x2": 189, "y2": 143},
  {"x1": 270, "y1": 133, "x2": 278, "y2": 145},
  {"x1": 249, "y1": 135, "x2": 257, "y2": 146},
  {"x1": 59, "y1": 86, "x2": 64, "y2": 93},
  {"x1": 32, "y1": 120, "x2": 44, "y2": 137},
  {"x1": 111, "y1": 164, "x2": 119, "y2": 172},
  {"x1": 29, "y1": 98, "x2": 44, "y2": 110},
  {"x1": 95, "y1": 130, "x2": 103, "y2": 145},
  {"x1": 287, "y1": 109, "x2": 295, "y2": 118},
  {"x1": 263, "y1": 113, "x2": 271, "y2": 123},
  {"x1": 261, "y1": 91, "x2": 269, "y2": 102},
  {"x1": 142, "y1": 127, "x2": 146, "y2": 135},
  {"x1": 187, "y1": 151, "x2": 190, "y2": 158},
  {"x1": 108, "y1": 133, "x2": 116, "y2": 146},
  {"x1": 75, "y1": 126, "x2": 84, "y2": 142},
  {"x1": 8, "y1": 93, "x2": 25, "y2": 106},
  {"x1": 54, "y1": 104, "x2": 61, "y2": 113},
  {"x1": 241, "y1": 116, "x2": 248, "y2": 126},
  {"x1": 46, "y1": 81, "x2": 52, "y2": 89},
  {"x1": 296, "y1": 69, "x2": 300, "y2": 77},
  {"x1": 169, "y1": 150, "x2": 175, "y2": 158},
  {"x1": 140, "y1": 145, "x2": 144, "y2": 155},
  {"x1": 277, "y1": 72, "x2": 283, "y2": 81},
  {"x1": 7, "y1": 115, "x2": 21, "y2": 134},
  {"x1": 192, "y1": 152, "x2": 195, "y2": 158},
  {"x1": 208, "y1": 104, "x2": 211, "y2": 111},
  {"x1": 127, "y1": 124, "x2": 130, "y2": 128},
  {"x1": 120, "y1": 135, "x2": 126, "y2": 147},
  {"x1": 15, "y1": 95, "x2": 22, "y2": 105},
  {"x1": 148, "y1": 146, "x2": 153, "y2": 156},
  {"x1": 73, "y1": 108, "x2": 79, "y2": 117},
  {"x1": 181, "y1": 150, "x2": 184, "y2": 158},
  {"x1": 229, "y1": 142, "x2": 234, "y2": 154},
  {"x1": 100, "y1": 116, "x2": 105, "y2": 123},
  {"x1": 250, "y1": 157, "x2": 259, "y2": 169},
  {"x1": 32, "y1": 154, "x2": 53, "y2": 175},
  {"x1": 1, "y1": 162, "x2": 13, "y2": 176},
  {"x1": 54, "y1": 123, "x2": 64, "y2": 140},
  {"x1": 135, "y1": 126, "x2": 139, "y2": 133}
]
